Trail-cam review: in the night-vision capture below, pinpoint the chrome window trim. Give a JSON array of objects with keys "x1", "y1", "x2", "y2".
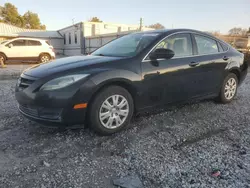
[{"x1": 142, "y1": 31, "x2": 230, "y2": 62}]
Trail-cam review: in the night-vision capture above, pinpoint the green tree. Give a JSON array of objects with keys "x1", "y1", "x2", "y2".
[
  {"x1": 0, "y1": 3, "x2": 46, "y2": 29},
  {"x1": 148, "y1": 23, "x2": 165, "y2": 30},
  {"x1": 23, "y1": 11, "x2": 46, "y2": 30},
  {"x1": 0, "y1": 3, "x2": 23, "y2": 27},
  {"x1": 40, "y1": 24, "x2": 46, "y2": 30},
  {"x1": 89, "y1": 17, "x2": 102, "y2": 22}
]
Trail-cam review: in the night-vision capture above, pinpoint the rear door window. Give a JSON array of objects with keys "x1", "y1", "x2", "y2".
[
  {"x1": 217, "y1": 42, "x2": 224, "y2": 52},
  {"x1": 27, "y1": 40, "x2": 42, "y2": 46},
  {"x1": 194, "y1": 35, "x2": 219, "y2": 55}
]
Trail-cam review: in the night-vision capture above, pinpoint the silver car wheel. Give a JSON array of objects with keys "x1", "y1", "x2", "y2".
[
  {"x1": 99, "y1": 95, "x2": 129, "y2": 129},
  {"x1": 224, "y1": 77, "x2": 237, "y2": 100},
  {"x1": 41, "y1": 55, "x2": 50, "y2": 63}
]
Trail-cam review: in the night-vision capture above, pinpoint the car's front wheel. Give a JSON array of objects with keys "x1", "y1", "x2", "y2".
[
  {"x1": 39, "y1": 54, "x2": 51, "y2": 63},
  {"x1": 88, "y1": 86, "x2": 134, "y2": 135},
  {"x1": 218, "y1": 73, "x2": 238, "y2": 103}
]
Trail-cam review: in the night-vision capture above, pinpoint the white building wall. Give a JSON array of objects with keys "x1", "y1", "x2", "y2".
[
  {"x1": 58, "y1": 23, "x2": 82, "y2": 56},
  {"x1": 49, "y1": 38, "x2": 64, "y2": 54},
  {"x1": 82, "y1": 22, "x2": 151, "y2": 37},
  {"x1": 58, "y1": 22, "x2": 154, "y2": 55}
]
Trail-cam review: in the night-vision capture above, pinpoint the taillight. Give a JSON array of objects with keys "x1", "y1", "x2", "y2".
[{"x1": 50, "y1": 47, "x2": 55, "y2": 52}]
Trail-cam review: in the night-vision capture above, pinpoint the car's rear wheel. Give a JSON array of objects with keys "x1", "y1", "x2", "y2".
[
  {"x1": 39, "y1": 54, "x2": 51, "y2": 63},
  {"x1": 0, "y1": 53, "x2": 6, "y2": 66},
  {"x1": 88, "y1": 86, "x2": 134, "y2": 135},
  {"x1": 218, "y1": 73, "x2": 238, "y2": 103}
]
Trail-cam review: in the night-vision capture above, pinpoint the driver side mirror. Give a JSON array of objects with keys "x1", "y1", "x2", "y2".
[
  {"x1": 8, "y1": 43, "x2": 13, "y2": 48},
  {"x1": 149, "y1": 48, "x2": 175, "y2": 60}
]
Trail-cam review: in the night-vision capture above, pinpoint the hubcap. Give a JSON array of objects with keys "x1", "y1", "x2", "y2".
[
  {"x1": 99, "y1": 95, "x2": 129, "y2": 129},
  {"x1": 224, "y1": 77, "x2": 237, "y2": 100},
  {"x1": 41, "y1": 55, "x2": 50, "y2": 63}
]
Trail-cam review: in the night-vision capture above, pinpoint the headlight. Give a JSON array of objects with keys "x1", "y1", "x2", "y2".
[{"x1": 40, "y1": 74, "x2": 89, "y2": 91}]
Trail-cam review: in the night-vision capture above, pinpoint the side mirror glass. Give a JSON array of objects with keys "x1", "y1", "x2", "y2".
[
  {"x1": 149, "y1": 48, "x2": 175, "y2": 60},
  {"x1": 8, "y1": 43, "x2": 13, "y2": 48}
]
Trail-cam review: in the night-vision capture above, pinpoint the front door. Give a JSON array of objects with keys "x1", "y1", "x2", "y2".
[
  {"x1": 5, "y1": 39, "x2": 27, "y2": 59},
  {"x1": 140, "y1": 33, "x2": 199, "y2": 109}
]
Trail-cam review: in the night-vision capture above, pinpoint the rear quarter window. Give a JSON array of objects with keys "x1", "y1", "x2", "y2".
[
  {"x1": 220, "y1": 42, "x2": 229, "y2": 51},
  {"x1": 45, "y1": 41, "x2": 51, "y2": 45}
]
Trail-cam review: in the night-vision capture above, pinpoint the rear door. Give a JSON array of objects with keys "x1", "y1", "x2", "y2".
[
  {"x1": 192, "y1": 34, "x2": 229, "y2": 95},
  {"x1": 26, "y1": 40, "x2": 42, "y2": 58}
]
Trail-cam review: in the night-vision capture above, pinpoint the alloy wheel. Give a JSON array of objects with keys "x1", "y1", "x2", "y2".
[
  {"x1": 99, "y1": 95, "x2": 129, "y2": 129},
  {"x1": 41, "y1": 55, "x2": 50, "y2": 63},
  {"x1": 224, "y1": 77, "x2": 237, "y2": 100}
]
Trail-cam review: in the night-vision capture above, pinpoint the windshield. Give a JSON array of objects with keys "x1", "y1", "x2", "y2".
[{"x1": 92, "y1": 33, "x2": 159, "y2": 57}]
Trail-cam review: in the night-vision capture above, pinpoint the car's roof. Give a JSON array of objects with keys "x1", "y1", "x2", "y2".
[
  {"x1": 135, "y1": 28, "x2": 221, "y2": 43},
  {"x1": 137, "y1": 28, "x2": 214, "y2": 37},
  {"x1": 11, "y1": 37, "x2": 47, "y2": 41}
]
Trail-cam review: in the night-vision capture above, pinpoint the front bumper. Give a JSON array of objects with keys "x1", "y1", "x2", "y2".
[
  {"x1": 18, "y1": 103, "x2": 86, "y2": 127},
  {"x1": 15, "y1": 74, "x2": 96, "y2": 127}
]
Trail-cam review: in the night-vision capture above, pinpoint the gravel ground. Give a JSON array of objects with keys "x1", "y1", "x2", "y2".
[{"x1": 0, "y1": 75, "x2": 250, "y2": 188}]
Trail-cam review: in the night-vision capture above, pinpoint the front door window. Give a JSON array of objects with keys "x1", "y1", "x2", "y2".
[{"x1": 154, "y1": 33, "x2": 193, "y2": 58}]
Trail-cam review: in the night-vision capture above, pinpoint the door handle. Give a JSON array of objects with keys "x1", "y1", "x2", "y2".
[
  {"x1": 223, "y1": 56, "x2": 229, "y2": 61},
  {"x1": 189, "y1": 62, "x2": 199, "y2": 67}
]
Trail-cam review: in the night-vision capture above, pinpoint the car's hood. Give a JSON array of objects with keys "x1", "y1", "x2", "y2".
[{"x1": 23, "y1": 55, "x2": 123, "y2": 78}]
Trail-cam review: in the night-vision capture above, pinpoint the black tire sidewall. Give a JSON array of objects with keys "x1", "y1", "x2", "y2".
[
  {"x1": 220, "y1": 73, "x2": 238, "y2": 103},
  {"x1": 0, "y1": 54, "x2": 6, "y2": 63},
  {"x1": 88, "y1": 86, "x2": 134, "y2": 135}
]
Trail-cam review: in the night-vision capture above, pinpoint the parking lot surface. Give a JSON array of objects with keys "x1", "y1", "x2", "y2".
[{"x1": 0, "y1": 75, "x2": 250, "y2": 188}]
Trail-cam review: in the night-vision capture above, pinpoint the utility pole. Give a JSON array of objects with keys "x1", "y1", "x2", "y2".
[{"x1": 139, "y1": 17, "x2": 143, "y2": 31}]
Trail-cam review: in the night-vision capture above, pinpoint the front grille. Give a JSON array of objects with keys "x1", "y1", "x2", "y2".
[
  {"x1": 19, "y1": 104, "x2": 62, "y2": 121},
  {"x1": 19, "y1": 104, "x2": 39, "y2": 117},
  {"x1": 18, "y1": 77, "x2": 35, "y2": 89}
]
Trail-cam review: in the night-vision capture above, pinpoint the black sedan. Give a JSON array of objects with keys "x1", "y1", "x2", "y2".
[{"x1": 15, "y1": 29, "x2": 248, "y2": 135}]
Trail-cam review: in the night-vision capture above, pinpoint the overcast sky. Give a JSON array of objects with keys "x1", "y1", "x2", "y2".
[{"x1": 2, "y1": 0, "x2": 250, "y2": 34}]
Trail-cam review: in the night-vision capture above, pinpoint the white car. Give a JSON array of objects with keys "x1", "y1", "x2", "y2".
[{"x1": 0, "y1": 38, "x2": 56, "y2": 64}]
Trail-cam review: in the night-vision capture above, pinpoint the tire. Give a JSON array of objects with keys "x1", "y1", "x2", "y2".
[
  {"x1": 39, "y1": 54, "x2": 51, "y2": 63},
  {"x1": 0, "y1": 53, "x2": 6, "y2": 64},
  {"x1": 218, "y1": 73, "x2": 238, "y2": 104},
  {"x1": 88, "y1": 85, "x2": 134, "y2": 135}
]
